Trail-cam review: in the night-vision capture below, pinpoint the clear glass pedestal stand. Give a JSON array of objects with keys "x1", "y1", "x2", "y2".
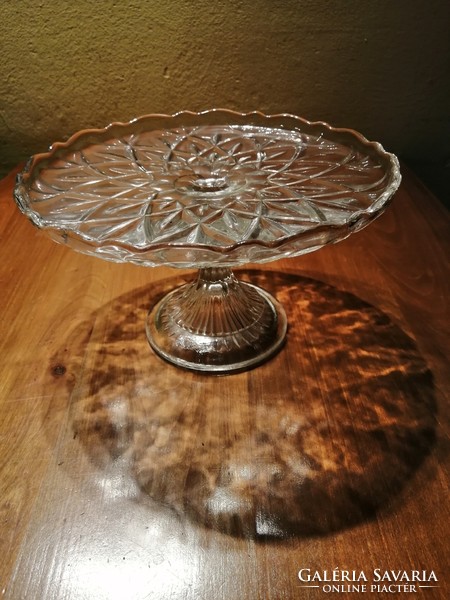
[
  {"x1": 13, "y1": 110, "x2": 401, "y2": 374},
  {"x1": 146, "y1": 267, "x2": 287, "y2": 373}
]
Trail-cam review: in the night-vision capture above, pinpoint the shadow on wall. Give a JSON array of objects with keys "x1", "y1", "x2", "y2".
[{"x1": 50, "y1": 270, "x2": 437, "y2": 539}]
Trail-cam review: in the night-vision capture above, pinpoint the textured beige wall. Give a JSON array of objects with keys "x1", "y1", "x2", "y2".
[{"x1": 1, "y1": 0, "x2": 449, "y2": 175}]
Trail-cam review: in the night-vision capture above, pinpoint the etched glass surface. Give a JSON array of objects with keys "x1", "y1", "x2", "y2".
[{"x1": 15, "y1": 111, "x2": 401, "y2": 267}]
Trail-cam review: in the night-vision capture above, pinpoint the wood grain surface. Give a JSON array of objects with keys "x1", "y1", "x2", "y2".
[{"x1": 0, "y1": 165, "x2": 448, "y2": 599}]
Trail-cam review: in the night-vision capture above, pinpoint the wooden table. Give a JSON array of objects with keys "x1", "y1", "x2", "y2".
[{"x1": 1, "y1": 165, "x2": 448, "y2": 599}]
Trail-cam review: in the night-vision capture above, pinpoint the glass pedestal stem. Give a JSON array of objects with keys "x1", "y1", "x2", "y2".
[{"x1": 146, "y1": 268, "x2": 287, "y2": 373}]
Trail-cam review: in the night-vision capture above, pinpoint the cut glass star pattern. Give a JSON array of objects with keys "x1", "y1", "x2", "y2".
[{"x1": 15, "y1": 112, "x2": 401, "y2": 267}]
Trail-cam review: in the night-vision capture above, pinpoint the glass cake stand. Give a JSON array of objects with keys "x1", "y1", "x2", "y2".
[{"x1": 14, "y1": 110, "x2": 401, "y2": 373}]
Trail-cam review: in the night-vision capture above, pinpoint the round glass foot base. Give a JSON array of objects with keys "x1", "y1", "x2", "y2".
[{"x1": 146, "y1": 269, "x2": 287, "y2": 373}]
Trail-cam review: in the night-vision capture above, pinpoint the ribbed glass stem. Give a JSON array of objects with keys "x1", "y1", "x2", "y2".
[
  {"x1": 146, "y1": 268, "x2": 287, "y2": 372},
  {"x1": 174, "y1": 269, "x2": 267, "y2": 336},
  {"x1": 196, "y1": 267, "x2": 234, "y2": 284}
]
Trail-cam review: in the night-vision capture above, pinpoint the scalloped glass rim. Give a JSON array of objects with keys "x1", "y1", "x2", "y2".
[{"x1": 14, "y1": 109, "x2": 402, "y2": 268}]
